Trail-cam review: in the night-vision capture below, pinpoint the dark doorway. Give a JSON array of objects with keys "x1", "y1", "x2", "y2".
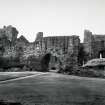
[
  {"x1": 98, "y1": 50, "x2": 105, "y2": 58},
  {"x1": 41, "y1": 53, "x2": 51, "y2": 72},
  {"x1": 49, "y1": 55, "x2": 58, "y2": 71},
  {"x1": 41, "y1": 53, "x2": 60, "y2": 72}
]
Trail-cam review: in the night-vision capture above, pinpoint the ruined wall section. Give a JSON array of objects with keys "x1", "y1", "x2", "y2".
[
  {"x1": 4, "y1": 25, "x2": 18, "y2": 42},
  {"x1": 43, "y1": 36, "x2": 68, "y2": 67},
  {"x1": 83, "y1": 30, "x2": 94, "y2": 60},
  {"x1": 3, "y1": 45, "x2": 17, "y2": 58},
  {"x1": 0, "y1": 25, "x2": 18, "y2": 58},
  {"x1": 92, "y1": 35, "x2": 105, "y2": 58},
  {"x1": 68, "y1": 36, "x2": 80, "y2": 54},
  {"x1": 0, "y1": 25, "x2": 80, "y2": 70},
  {"x1": 67, "y1": 36, "x2": 80, "y2": 69},
  {"x1": 0, "y1": 26, "x2": 38, "y2": 60},
  {"x1": 42, "y1": 36, "x2": 67, "y2": 69},
  {"x1": 83, "y1": 30, "x2": 105, "y2": 60},
  {"x1": 20, "y1": 32, "x2": 44, "y2": 59},
  {"x1": 39, "y1": 35, "x2": 80, "y2": 69}
]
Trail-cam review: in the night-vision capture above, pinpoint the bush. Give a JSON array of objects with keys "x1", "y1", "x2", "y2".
[
  {"x1": 27, "y1": 55, "x2": 42, "y2": 71},
  {"x1": 58, "y1": 65, "x2": 105, "y2": 78},
  {"x1": 0, "y1": 57, "x2": 25, "y2": 71},
  {"x1": 57, "y1": 66, "x2": 65, "y2": 73},
  {"x1": 78, "y1": 68, "x2": 105, "y2": 78}
]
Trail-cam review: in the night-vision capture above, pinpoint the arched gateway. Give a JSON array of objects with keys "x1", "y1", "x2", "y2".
[{"x1": 41, "y1": 53, "x2": 62, "y2": 72}]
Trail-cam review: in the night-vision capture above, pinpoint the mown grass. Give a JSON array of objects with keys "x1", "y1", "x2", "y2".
[
  {"x1": 0, "y1": 72, "x2": 105, "y2": 105},
  {"x1": 0, "y1": 72, "x2": 37, "y2": 81}
]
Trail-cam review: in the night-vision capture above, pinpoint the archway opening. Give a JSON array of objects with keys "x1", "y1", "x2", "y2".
[
  {"x1": 41, "y1": 53, "x2": 51, "y2": 72},
  {"x1": 41, "y1": 53, "x2": 61, "y2": 72},
  {"x1": 98, "y1": 50, "x2": 105, "y2": 58},
  {"x1": 49, "y1": 55, "x2": 59, "y2": 71}
]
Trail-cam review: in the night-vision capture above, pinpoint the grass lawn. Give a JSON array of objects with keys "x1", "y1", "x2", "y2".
[
  {"x1": 0, "y1": 72, "x2": 39, "y2": 81},
  {"x1": 0, "y1": 72, "x2": 105, "y2": 105}
]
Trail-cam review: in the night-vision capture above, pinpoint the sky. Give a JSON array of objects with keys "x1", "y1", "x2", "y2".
[{"x1": 0, "y1": 0, "x2": 105, "y2": 42}]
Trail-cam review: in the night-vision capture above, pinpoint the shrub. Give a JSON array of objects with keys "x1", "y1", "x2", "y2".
[
  {"x1": 27, "y1": 55, "x2": 42, "y2": 71},
  {"x1": 57, "y1": 67, "x2": 65, "y2": 73},
  {"x1": 0, "y1": 57, "x2": 24, "y2": 71},
  {"x1": 78, "y1": 68, "x2": 105, "y2": 78},
  {"x1": 58, "y1": 64, "x2": 105, "y2": 78}
]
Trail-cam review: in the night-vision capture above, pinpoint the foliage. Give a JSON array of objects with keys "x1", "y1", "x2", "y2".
[
  {"x1": 76, "y1": 68, "x2": 105, "y2": 78},
  {"x1": 27, "y1": 55, "x2": 42, "y2": 71},
  {"x1": 78, "y1": 44, "x2": 89, "y2": 66},
  {"x1": 57, "y1": 53, "x2": 77, "y2": 74},
  {"x1": 0, "y1": 56, "x2": 24, "y2": 70},
  {"x1": 65, "y1": 53, "x2": 78, "y2": 72},
  {"x1": 59, "y1": 65, "x2": 105, "y2": 78},
  {"x1": 58, "y1": 52, "x2": 105, "y2": 78}
]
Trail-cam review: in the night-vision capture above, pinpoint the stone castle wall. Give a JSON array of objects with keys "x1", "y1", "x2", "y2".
[
  {"x1": 83, "y1": 30, "x2": 105, "y2": 61},
  {"x1": 2, "y1": 25, "x2": 105, "y2": 70},
  {"x1": 0, "y1": 25, "x2": 80, "y2": 70}
]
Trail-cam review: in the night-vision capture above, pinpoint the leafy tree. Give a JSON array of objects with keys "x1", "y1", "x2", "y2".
[
  {"x1": 27, "y1": 55, "x2": 42, "y2": 71},
  {"x1": 78, "y1": 44, "x2": 89, "y2": 66}
]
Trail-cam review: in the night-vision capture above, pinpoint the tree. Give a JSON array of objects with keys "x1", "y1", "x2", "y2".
[{"x1": 78, "y1": 45, "x2": 89, "y2": 66}]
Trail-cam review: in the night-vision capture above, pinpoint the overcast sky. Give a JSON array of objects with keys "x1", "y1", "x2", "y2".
[{"x1": 0, "y1": 0, "x2": 105, "y2": 42}]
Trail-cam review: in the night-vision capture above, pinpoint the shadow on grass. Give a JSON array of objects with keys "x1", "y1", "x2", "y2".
[{"x1": 0, "y1": 100, "x2": 22, "y2": 105}]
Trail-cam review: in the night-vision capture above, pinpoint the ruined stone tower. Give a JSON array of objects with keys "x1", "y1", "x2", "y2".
[{"x1": 83, "y1": 30, "x2": 105, "y2": 62}]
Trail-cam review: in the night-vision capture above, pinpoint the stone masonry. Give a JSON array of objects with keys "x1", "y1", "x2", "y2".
[
  {"x1": 0, "y1": 25, "x2": 80, "y2": 70},
  {"x1": 1, "y1": 25, "x2": 104, "y2": 70},
  {"x1": 83, "y1": 30, "x2": 105, "y2": 62}
]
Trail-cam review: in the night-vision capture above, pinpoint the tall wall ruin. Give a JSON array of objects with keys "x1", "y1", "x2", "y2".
[
  {"x1": 0, "y1": 25, "x2": 80, "y2": 70},
  {"x1": 83, "y1": 30, "x2": 105, "y2": 62},
  {"x1": 2, "y1": 25, "x2": 105, "y2": 71}
]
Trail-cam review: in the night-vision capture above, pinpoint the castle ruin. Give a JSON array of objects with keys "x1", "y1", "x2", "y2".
[{"x1": 0, "y1": 25, "x2": 104, "y2": 71}]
